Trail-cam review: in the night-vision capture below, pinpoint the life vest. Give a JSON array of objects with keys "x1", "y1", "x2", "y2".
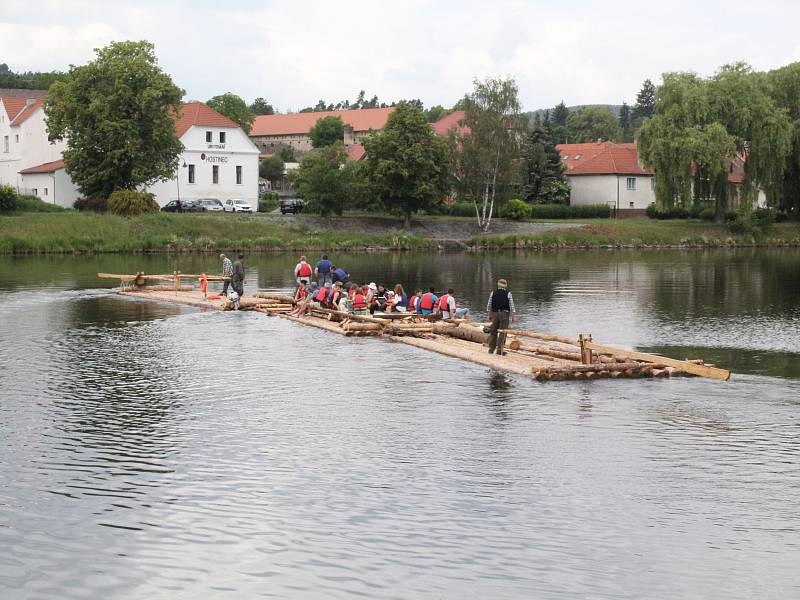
[
  {"x1": 408, "y1": 295, "x2": 418, "y2": 312},
  {"x1": 438, "y1": 294, "x2": 452, "y2": 314},
  {"x1": 316, "y1": 287, "x2": 328, "y2": 302},
  {"x1": 198, "y1": 273, "x2": 208, "y2": 296},
  {"x1": 296, "y1": 286, "x2": 307, "y2": 301},
  {"x1": 298, "y1": 262, "x2": 312, "y2": 277},
  {"x1": 353, "y1": 293, "x2": 368, "y2": 309},
  {"x1": 420, "y1": 293, "x2": 435, "y2": 311}
]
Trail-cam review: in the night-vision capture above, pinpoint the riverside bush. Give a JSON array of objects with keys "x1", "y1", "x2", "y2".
[
  {"x1": 74, "y1": 196, "x2": 108, "y2": 212},
  {"x1": 258, "y1": 191, "x2": 280, "y2": 212},
  {"x1": 15, "y1": 194, "x2": 68, "y2": 212},
  {"x1": 108, "y1": 190, "x2": 159, "y2": 216},
  {"x1": 0, "y1": 184, "x2": 18, "y2": 212},
  {"x1": 531, "y1": 204, "x2": 610, "y2": 219},
  {"x1": 502, "y1": 198, "x2": 532, "y2": 220}
]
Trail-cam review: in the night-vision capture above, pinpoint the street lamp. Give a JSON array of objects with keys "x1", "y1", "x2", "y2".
[{"x1": 176, "y1": 160, "x2": 187, "y2": 203}]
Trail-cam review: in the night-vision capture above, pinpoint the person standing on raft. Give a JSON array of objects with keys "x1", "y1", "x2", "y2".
[
  {"x1": 294, "y1": 255, "x2": 313, "y2": 286},
  {"x1": 231, "y1": 253, "x2": 246, "y2": 299},
  {"x1": 220, "y1": 254, "x2": 233, "y2": 296},
  {"x1": 487, "y1": 278, "x2": 517, "y2": 355}
]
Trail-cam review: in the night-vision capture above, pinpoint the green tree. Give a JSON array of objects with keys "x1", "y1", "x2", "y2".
[
  {"x1": 290, "y1": 143, "x2": 351, "y2": 216},
  {"x1": 45, "y1": 40, "x2": 184, "y2": 199},
  {"x1": 565, "y1": 106, "x2": 622, "y2": 142},
  {"x1": 633, "y1": 79, "x2": 656, "y2": 123},
  {"x1": 425, "y1": 105, "x2": 449, "y2": 123},
  {"x1": 309, "y1": 115, "x2": 345, "y2": 148},
  {"x1": 768, "y1": 62, "x2": 800, "y2": 219},
  {"x1": 0, "y1": 63, "x2": 67, "y2": 90},
  {"x1": 278, "y1": 145, "x2": 296, "y2": 162},
  {"x1": 250, "y1": 97, "x2": 274, "y2": 115},
  {"x1": 551, "y1": 101, "x2": 569, "y2": 143},
  {"x1": 521, "y1": 123, "x2": 568, "y2": 203},
  {"x1": 362, "y1": 102, "x2": 450, "y2": 228},
  {"x1": 207, "y1": 93, "x2": 255, "y2": 133},
  {"x1": 450, "y1": 77, "x2": 523, "y2": 231},
  {"x1": 259, "y1": 154, "x2": 285, "y2": 182},
  {"x1": 619, "y1": 102, "x2": 633, "y2": 142},
  {"x1": 638, "y1": 65, "x2": 791, "y2": 221}
]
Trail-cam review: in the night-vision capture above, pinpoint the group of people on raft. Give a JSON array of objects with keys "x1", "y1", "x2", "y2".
[{"x1": 288, "y1": 255, "x2": 470, "y2": 320}]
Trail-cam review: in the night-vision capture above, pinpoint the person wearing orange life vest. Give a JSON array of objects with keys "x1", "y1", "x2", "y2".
[
  {"x1": 352, "y1": 285, "x2": 369, "y2": 316},
  {"x1": 198, "y1": 273, "x2": 209, "y2": 298},
  {"x1": 312, "y1": 281, "x2": 331, "y2": 308},
  {"x1": 437, "y1": 288, "x2": 470, "y2": 320},
  {"x1": 418, "y1": 287, "x2": 438, "y2": 315},
  {"x1": 407, "y1": 289, "x2": 422, "y2": 313},
  {"x1": 290, "y1": 283, "x2": 313, "y2": 317},
  {"x1": 294, "y1": 255, "x2": 313, "y2": 286}
]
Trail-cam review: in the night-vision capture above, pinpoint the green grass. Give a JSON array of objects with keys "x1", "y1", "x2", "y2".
[
  {"x1": 467, "y1": 219, "x2": 800, "y2": 249},
  {"x1": 0, "y1": 212, "x2": 436, "y2": 254}
]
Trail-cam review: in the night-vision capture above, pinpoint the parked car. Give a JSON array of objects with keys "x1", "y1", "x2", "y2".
[
  {"x1": 224, "y1": 198, "x2": 253, "y2": 213},
  {"x1": 197, "y1": 198, "x2": 224, "y2": 212},
  {"x1": 161, "y1": 199, "x2": 207, "y2": 213},
  {"x1": 280, "y1": 198, "x2": 304, "y2": 214}
]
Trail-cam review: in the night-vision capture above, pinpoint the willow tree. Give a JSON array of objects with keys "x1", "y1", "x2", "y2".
[
  {"x1": 768, "y1": 63, "x2": 800, "y2": 220},
  {"x1": 450, "y1": 77, "x2": 522, "y2": 232},
  {"x1": 638, "y1": 64, "x2": 791, "y2": 221}
]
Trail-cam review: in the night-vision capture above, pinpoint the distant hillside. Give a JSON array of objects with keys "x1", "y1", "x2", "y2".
[{"x1": 526, "y1": 104, "x2": 623, "y2": 124}]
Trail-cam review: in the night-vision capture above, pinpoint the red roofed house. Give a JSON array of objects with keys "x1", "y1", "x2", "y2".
[
  {"x1": 249, "y1": 107, "x2": 394, "y2": 155},
  {"x1": 430, "y1": 110, "x2": 469, "y2": 137},
  {"x1": 1, "y1": 97, "x2": 259, "y2": 208},
  {"x1": 557, "y1": 142, "x2": 655, "y2": 212}
]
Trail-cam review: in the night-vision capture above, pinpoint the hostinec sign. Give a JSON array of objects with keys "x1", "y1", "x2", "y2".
[{"x1": 200, "y1": 153, "x2": 229, "y2": 164}]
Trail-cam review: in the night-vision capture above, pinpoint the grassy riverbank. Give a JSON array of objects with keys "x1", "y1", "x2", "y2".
[
  {"x1": 1, "y1": 212, "x2": 799, "y2": 254},
  {"x1": 0, "y1": 212, "x2": 435, "y2": 254},
  {"x1": 467, "y1": 219, "x2": 800, "y2": 249}
]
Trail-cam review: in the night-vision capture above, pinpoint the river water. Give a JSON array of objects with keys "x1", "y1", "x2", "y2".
[{"x1": 1, "y1": 249, "x2": 798, "y2": 599}]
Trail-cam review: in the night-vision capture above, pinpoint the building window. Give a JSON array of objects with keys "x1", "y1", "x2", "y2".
[
  {"x1": 212, "y1": 165, "x2": 219, "y2": 184},
  {"x1": 236, "y1": 165, "x2": 242, "y2": 185},
  {"x1": 14, "y1": 135, "x2": 19, "y2": 144},
  {"x1": 32, "y1": 188, "x2": 38, "y2": 196},
  {"x1": 206, "y1": 131, "x2": 212, "y2": 142},
  {"x1": 44, "y1": 188, "x2": 48, "y2": 196},
  {"x1": 219, "y1": 132, "x2": 226, "y2": 143},
  {"x1": 3, "y1": 136, "x2": 8, "y2": 152},
  {"x1": 626, "y1": 177, "x2": 636, "y2": 190},
  {"x1": 650, "y1": 178, "x2": 656, "y2": 190},
  {"x1": 629, "y1": 202, "x2": 635, "y2": 208},
  {"x1": 188, "y1": 164, "x2": 195, "y2": 184}
]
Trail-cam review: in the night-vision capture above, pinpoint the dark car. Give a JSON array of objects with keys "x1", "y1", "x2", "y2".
[
  {"x1": 161, "y1": 199, "x2": 207, "y2": 213},
  {"x1": 280, "y1": 198, "x2": 304, "y2": 214}
]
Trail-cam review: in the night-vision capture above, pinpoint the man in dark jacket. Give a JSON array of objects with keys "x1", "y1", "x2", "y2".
[
  {"x1": 487, "y1": 278, "x2": 517, "y2": 355},
  {"x1": 231, "y1": 253, "x2": 245, "y2": 299}
]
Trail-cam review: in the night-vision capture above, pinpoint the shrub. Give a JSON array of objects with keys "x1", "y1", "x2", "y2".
[
  {"x1": 502, "y1": 198, "x2": 532, "y2": 220},
  {"x1": 447, "y1": 202, "x2": 475, "y2": 217},
  {"x1": 258, "y1": 191, "x2": 280, "y2": 212},
  {"x1": 14, "y1": 194, "x2": 68, "y2": 212},
  {"x1": 0, "y1": 184, "x2": 18, "y2": 213},
  {"x1": 108, "y1": 190, "x2": 159, "y2": 216},
  {"x1": 531, "y1": 204, "x2": 610, "y2": 219},
  {"x1": 646, "y1": 203, "x2": 691, "y2": 219},
  {"x1": 752, "y1": 207, "x2": 776, "y2": 233},
  {"x1": 728, "y1": 207, "x2": 775, "y2": 237},
  {"x1": 74, "y1": 196, "x2": 108, "y2": 212},
  {"x1": 696, "y1": 207, "x2": 716, "y2": 221}
]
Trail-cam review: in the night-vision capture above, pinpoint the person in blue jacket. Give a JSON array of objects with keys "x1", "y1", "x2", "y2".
[
  {"x1": 315, "y1": 254, "x2": 332, "y2": 286},
  {"x1": 331, "y1": 265, "x2": 350, "y2": 286}
]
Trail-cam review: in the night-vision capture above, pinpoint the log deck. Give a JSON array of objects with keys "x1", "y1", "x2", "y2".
[{"x1": 108, "y1": 283, "x2": 730, "y2": 382}]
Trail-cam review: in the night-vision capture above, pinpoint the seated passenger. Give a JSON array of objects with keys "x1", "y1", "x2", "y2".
[{"x1": 418, "y1": 287, "x2": 438, "y2": 315}]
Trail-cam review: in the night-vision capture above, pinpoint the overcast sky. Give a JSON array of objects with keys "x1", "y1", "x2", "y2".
[{"x1": 2, "y1": 0, "x2": 798, "y2": 112}]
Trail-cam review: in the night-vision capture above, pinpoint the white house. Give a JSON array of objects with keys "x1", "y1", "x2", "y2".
[
  {"x1": 0, "y1": 96, "x2": 260, "y2": 208},
  {"x1": 557, "y1": 142, "x2": 655, "y2": 212}
]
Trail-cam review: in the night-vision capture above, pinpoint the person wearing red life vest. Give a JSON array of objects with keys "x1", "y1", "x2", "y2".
[
  {"x1": 313, "y1": 281, "x2": 331, "y2": 307},
  {"x1": 352, "y1": 285, "x2": 369, "y2": 316},
  {"x1": 407, "y1": 289, "x2": 422, "y2": 313},
  {"x1": 418, "y1": 287, "x2": 438, "y2": 315},
  {"x1": 294, "y1": 255, "x2": 313, "y2": 286},
  {"x1": 437, "y1": 288, "x2": 470, "y2": 320}
]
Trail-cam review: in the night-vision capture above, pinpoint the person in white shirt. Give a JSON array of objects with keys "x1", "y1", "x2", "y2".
[{"x1": 294, "y1": 255, "x2": 313, "y2": 286}]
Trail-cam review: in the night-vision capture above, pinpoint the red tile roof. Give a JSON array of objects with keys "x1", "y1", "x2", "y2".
[
  {"x1": 251, "y1": 107, "x2": 394, "y2": 137},
  {"x1": 10, "y1": 99, "x2": 43, "y2": 127},
  {"x1": 19, "y1": 159, "x2": 65, "y2": 174},
  {"x1": 557, "y1": 142, "x2": 651, "y2": 176},
  {"x1": 346, "y1": 144, "x2": 366, "y2": 161},
  {"x1": 1, "y1": 96, "x2": 30, "y2": 121},
  {"x1": 431, "y1": 110, "x2": 469, "y2": 136},
  {"x1": 174, "y1": 101, "x2": 240, "y2": 138}
]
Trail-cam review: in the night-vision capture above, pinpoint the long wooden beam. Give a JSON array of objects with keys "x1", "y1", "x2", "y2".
[
  {"x1": 499, "y1": 329, "x2": 581, "y2": 347},
  {"x1": 98, "y1": 273, "x2": 227, "y2": 281},
  {"x1": 584, "y1": 341, "x2": 731, "y2": 381}
]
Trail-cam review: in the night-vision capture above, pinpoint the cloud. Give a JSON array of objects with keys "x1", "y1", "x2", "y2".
[{"x1": 1, "y1": 0, "x2": 799, "y2": 111}]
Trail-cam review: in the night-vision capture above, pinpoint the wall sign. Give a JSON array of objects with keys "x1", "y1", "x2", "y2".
[{"x1": 200, "y1": 153, "x2": 229, "y2": 163}]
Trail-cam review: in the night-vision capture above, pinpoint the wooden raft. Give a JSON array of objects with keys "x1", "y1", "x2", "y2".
[{"x1": 99, "y1": 273, "x2": 730, "y2": 382}]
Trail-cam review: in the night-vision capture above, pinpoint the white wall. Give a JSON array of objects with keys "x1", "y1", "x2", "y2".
[
  {"x1": 568, "y1": 174, "x2": 656, "y2": 209},
  {"x1": 149, "y1": 125, "x2": 260, "y2": 207}
]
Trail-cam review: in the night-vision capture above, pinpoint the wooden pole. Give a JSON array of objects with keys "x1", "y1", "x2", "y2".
[
  {"x1": 583, "y1": 341, "x2": 731, "y2": 381},
  {"x1": 498, "y1": 329, "x2": 581, "y2": 347}
]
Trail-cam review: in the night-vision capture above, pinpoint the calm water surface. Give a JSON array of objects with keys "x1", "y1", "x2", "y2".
[{"x1": 1, "y1": 249, "x2": 799, "y2": 599}]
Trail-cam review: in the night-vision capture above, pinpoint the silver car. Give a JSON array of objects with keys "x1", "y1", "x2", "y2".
[{"x1": 197, "y1": 198, "x2": 224, "y2": 212}]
